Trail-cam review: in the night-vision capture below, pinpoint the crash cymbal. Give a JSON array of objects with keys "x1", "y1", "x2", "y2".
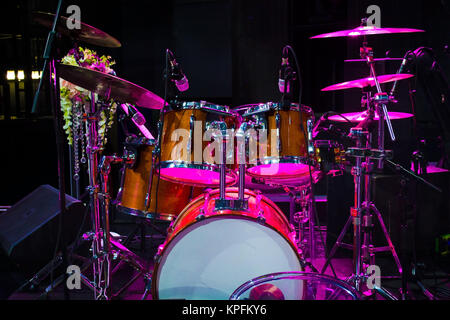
[
  {"x1": 58, "y1": 64, "x2": 165, "y2": 109},
  {"x1": 328, "y1": 111, "x2": 414, "y2": 122},
  {"x1": 310, "y1": 26, "x2": 425, "y2": 39},
  {"x1": 33, "y1": 11, "x2": 121, "y2": 48},
  {"x1": 344, "y1": 57, "x2": 403, "y2": 63},
  {"x1": 321, "y1": 73, "x2": 414, "y2": 91}
]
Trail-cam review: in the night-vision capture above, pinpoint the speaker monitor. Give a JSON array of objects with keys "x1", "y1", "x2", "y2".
[{"x1": 0, "y1": 185, "x2": 86, "y2": 274}]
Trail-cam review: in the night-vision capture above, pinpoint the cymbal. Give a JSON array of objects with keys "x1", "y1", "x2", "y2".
[
  {"x1": 33, "y1": 11, "x2": 121, "y2": 48},
  {"x1": 327, "y1": 111, "x2": 414, "y2": 122},
  {"x1": 58, "y1": 64, "x2": 165, "y2": 109},
  {"x1": 344, "y1": 57, "x2": 403, "y2": 63},
  {"x1": 310, "y1": 26, "x2": 425, "y2": 39},
  {"x1": 321, "y1": 73, "x2": 414, "y2": 91}
]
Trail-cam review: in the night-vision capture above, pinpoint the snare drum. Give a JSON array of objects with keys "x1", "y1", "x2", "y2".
[
  {"x1": 116, "y1": 137, "x2": 202, "y2": 222},
  {"x1": 237, "y1": 102, "x2": 315, "y2": 180},
  {"x1": 313, "y1": 140, "x2": 346, "y2": 173},
  {"x1": 152, "y1": 187, "x2": 303, "y2": 300},
  {"x1": 159, "y1": 101, "x2": 238, "y2": 187}
]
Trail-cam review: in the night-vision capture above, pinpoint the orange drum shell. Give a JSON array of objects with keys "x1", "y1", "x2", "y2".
[
  {"x1": 160, "y1": 109, "x2": 209, "y2": 163},
  {"x1": 151, "y1": 188, "x2": 301, "y2": 299},
  {"x1": 160, "y1": 109, "x2": 240, "y2": 166},
  {"x1": 120, "y1": 143, "x2": 202, "y2": 218},
  {"x1": 265, "y1": 109, "x2": 313, "y2": 159}
]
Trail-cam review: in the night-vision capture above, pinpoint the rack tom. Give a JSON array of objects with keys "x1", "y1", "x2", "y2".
[
  {"x1": 236, "y1": 102, "x2": 315, "y2": 180},
  {"x1": 158, "y1": 101, "x2": 238, "y2": 187}
]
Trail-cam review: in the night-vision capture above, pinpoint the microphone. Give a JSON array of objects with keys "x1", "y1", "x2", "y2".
[
  {"x1": 167, "y1": 49, "x2": 189, "y2": 92},
  {"x1": 278, "y1": 47, "x2": 290, "y2": 93},
  {"x1": 390, "y1": 50, "x2": 412, "y2": 97},
  {"x1": 120, "y1": 104, "x2": 154, "y2": 139},
  {"x1": 127, "y1": 104, "x2": 146, "y2": 126}
]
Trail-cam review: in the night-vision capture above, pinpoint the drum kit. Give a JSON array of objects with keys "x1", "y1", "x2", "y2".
[{"x1": 33, "y1": 11, "x2": 427, "y2": 300}]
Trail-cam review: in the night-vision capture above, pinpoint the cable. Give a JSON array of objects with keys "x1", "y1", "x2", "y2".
[
  {"x1": 285, "y1": 45, "x2": 337, "y2": 278},
  {"x1": 153, "y1": 49, "x2": 171, "y2": 215}
]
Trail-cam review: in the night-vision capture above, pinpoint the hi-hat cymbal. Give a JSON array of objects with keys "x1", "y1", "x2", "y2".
[
  {"x1": 58, "y1": 64, "x2": 165, "y2": 109},
  {"x1": 310, "y1": 26, "x2": 425, "y2": 39},
  {"x1": 321, "y1": 73, "x2": 414, "y2": 91},
  {"x1": 328, "y1": 111, "x2": 414, "y2": 122},
  {"x1": 33, "y1": 11, "x2": 121, "y2": 48}
]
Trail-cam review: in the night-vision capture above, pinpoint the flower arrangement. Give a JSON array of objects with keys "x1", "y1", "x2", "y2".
[{"x1": 60, "y1": 47, "x2": 118, "y2": 179}]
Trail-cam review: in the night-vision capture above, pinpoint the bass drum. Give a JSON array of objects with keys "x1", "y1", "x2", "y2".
[{"x1": 152, "y1": 188, "x2": 304, "y2": 300}]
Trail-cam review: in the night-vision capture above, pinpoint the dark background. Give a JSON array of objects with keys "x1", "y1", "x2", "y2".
[{"x1": 0, "y1": 0, "x2": 449, "y2": 205}]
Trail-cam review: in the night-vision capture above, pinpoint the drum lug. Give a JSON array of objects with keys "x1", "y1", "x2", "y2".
[
  {"x1": 254, "y1": 190, "x2": 265, "y2": 223},
  {"x1": 153, "y1": 253, "x2": 161, "y2": 265},
  {"x1": 167, "y1": 221, "x2": 175, "y2": 233},
  {"x1": 306, "y1": 119, "x2": 314, "y2": 155},
  {"x1": 256, "y1": 214, "x2": 266, "y2": 224},
  {"x1": 275, "y1": 112, "x2": 282, "y2": 153},
  {"x1": 187, "y1": 114, "x2": 195, "y2": 157},
  {"x1": 154, "y1": 244, "x2": 164, "y2": 264},
  {"x1": 195, "y1": 213, "x2": 206, "y2": 221}
]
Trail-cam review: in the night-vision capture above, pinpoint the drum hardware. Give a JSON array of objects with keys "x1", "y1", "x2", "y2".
[
  {"x1": 95, "y1": 154, "x2": 152, "y2": 299},
  {"x1": 321, "y1": 126, "x2": 402, "y2": 298},
  {"x1": 287, "y1": 189, "x2": 315, "y2": 261},
  {"x1": 312, "y1": 20, "x2": 429, "y2": 296},
  {"x1": 214, "y1": 123, "x2": 249, "y2": 212}
]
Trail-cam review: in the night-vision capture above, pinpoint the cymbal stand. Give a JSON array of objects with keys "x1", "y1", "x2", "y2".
[
  {"x1": 359, "y1": 39, "x2": 396, "y2": 169},
  {"x1": 98, "y1": 154, "x2": 151, "y2": 300},
  {"x1": 321, "y1": 125, "x2": 402, "y2": 299},
  {"x1": 84, "y1": 93, "x2": 110, "y2": 300}
]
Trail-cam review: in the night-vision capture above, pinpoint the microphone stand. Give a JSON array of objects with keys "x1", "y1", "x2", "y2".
[
  {"x1": 30, "y1": 0, "x2": 71, "y2": 300},
  {"x1": 384, "y1": 159, "x2": 442, "y2": 299}
]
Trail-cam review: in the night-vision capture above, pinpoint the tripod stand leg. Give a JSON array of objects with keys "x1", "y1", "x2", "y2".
[
  {"x1": 373, "y1": 285, "x2": 398, "y2": 300},
  {"x1": 321, "y1": 214, "x2": 352, "y2": 274},
  {"x1": 369, "y1": 204, "x2": 403, "y2": 275}
]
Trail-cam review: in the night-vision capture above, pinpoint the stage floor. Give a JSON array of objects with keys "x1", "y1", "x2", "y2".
[{"x1": 4, "y1": 220, "x2": 449, "y2": 301}]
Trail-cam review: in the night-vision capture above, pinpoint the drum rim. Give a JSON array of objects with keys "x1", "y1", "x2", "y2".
[
  {"x1": 124, "y1": 136, "x2": 156, "y2": 146},
  {"x1": 169, "y1": 101, "x2": 234, "y2": 116},
  {"x1": 235, "y1": 102, "x2": 313, "y2": 115},
  {"x1": 229, "y1": 271, "x2": 361, "y2": 300},
  {"x1": 246, "y1": 156, "x2": 313, "y2": 176},
  {"x1": 158, "y1": 161, "x2": 237, "y2": 187},
  {"x1": 151, "y1": 212, "x2": 303, "y2": 300},
  {"x1": 115, "y1": 204, "x2": 177, "y2": 222}
]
